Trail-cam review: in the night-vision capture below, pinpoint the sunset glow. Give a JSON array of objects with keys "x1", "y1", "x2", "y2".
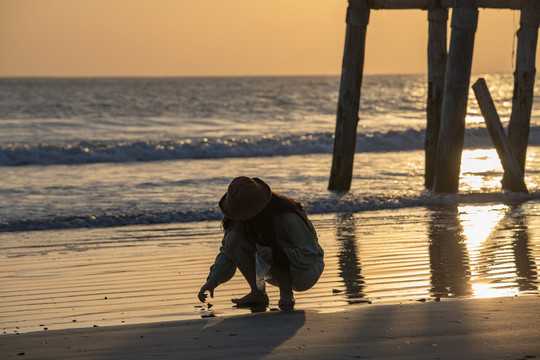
[{"x1": 1, "y1": 1, "x2": 539, "y2": 77}]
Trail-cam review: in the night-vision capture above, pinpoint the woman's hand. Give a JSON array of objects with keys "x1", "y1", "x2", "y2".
[
  {"x1": 198, "y1": 277, "x2": 217, "y2": 303},
  {"x1": 257, "y1": 246, "x2": 273, "y2": 264}
]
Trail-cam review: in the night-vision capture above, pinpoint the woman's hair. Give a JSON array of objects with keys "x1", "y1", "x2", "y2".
[
  {"x1": 222, "y1": 192, "x2": 305, "y2": 269},
  {"x1": 221, "y1": 192, "x2": 304, "y2": 230}
]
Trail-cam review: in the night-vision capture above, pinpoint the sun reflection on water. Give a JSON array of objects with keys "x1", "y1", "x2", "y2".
[
  {"x1": 459, "y1": 204, "x2": 506, "y2": 249},
  {"x1": 459, "y1": 204, "x2": 519, "y2": 298},
  {"x1": 460, "y1": 149, "x2": 503, "y2": 192},
  {"x1": 465, "y1": 114, "x2": 484, "y2": 125},
  {"x1": 471, "y1": 282, "x2": 519, "y2": 298}
]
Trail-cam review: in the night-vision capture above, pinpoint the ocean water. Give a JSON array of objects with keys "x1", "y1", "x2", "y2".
[
  {"x1": 1, "y1": 74, "x2": 540, "y2": 233},
  {"x1": 1, "y1": 74, "x2": 540, "y2": 333}
]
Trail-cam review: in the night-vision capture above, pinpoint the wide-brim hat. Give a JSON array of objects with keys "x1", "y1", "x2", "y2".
[{"x1": 219, "y1": 176, "x2": 272, "y2": 220}]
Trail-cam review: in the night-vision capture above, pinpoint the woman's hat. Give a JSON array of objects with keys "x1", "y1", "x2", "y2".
[{"x1": 219, "y1": 176, "x2": 272, "y2": 220}]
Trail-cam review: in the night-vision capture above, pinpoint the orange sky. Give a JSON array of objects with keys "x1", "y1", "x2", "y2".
[{"x1": 1, "y1": 0, "x2": 538, "y2": 77}]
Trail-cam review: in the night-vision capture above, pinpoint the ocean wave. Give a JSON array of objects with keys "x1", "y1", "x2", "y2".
[
  {"x1": 0, "y1": 209, "x2": 223, "y2": 233},
  {"x1": 1, "y1": 126, "x2": 539, "y2": 166},
  {"x1": 2, "y1": 191, "x2": 538, "y2": 233}
]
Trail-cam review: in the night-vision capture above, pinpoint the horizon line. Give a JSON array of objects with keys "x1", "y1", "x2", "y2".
[{"x1": 0, "y1": 71, "x2": 519, "y2": 79}]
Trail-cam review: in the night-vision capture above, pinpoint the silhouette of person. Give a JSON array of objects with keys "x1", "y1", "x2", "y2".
[{"x1": 198, "y1": 176, "x2": 324, "y2": 309}]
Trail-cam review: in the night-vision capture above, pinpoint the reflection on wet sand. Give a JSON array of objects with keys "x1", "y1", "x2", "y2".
[
  {"x1": 428, "y1": 206, "x2": 472, "y2": 298},
  {"x1": 335, "y1": 213, "x2": 366, "y2": 304},
  {"x1": 331, "y1": 204, "x2": 538, "y2": 303},
  {"x1": 427, "y1": 204, "x2": 538, "y2": 299},
  {"x1": 2, "y1": 204, "x2": 538, "y2": 334},
  {"x1": 507, "y1": 206, "x2": 538, "y2": 292}
]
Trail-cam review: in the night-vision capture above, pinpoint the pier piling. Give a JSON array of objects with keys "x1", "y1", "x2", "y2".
[
  {"x1": 433, "y1": 0, "x2": 478, "y2": 193},
  {"x1": 329, "y1": 0, "x2": 370, "y2": 191},
  {"x1": 504, "y1": 0, "x2": 540, "y2": 189},
  {"x1": 473, "y1": 78, "x2": 528, "y2": 193},
  {"x1": 425, "y1": 1, "x2": 448, "y2": 190}
]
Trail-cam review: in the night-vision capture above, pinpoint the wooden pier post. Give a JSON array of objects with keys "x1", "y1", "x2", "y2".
[
  {"x1": 472, "y1": 78, "x2": 528, "y2": 193},
  {"x1": 433, "y1": 0, "x2": 478, "y2": 193},
  {"x1": 329, "y1": 0, "x2": 370, "y2": 191},
  {"x1": 425, "y1": 1, "x2": 448, "y2": 190},
  {"x1": 504, "y1": 0, "x2": 540, "y2": 189}
]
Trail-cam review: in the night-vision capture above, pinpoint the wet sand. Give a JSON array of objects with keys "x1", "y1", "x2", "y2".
[
  {"x1": 2, "y1": 295, "x2": 540, "y2": 359},
  {"x1": 1, "y1": 203, "x2": 539, "y2": 336}
]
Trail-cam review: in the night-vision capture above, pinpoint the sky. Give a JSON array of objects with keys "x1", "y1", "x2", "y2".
[{"x1": 1, "y1": 0, "x2": 538, "y2": 77}]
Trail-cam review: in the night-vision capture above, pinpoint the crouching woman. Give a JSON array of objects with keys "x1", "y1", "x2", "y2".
[{"x1": 198, "y1": 176, "x2": 324, "y2": 308}]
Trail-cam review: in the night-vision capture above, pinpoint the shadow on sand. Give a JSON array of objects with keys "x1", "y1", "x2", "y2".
[{"x1": 97, "y1": 310, "x2": 306, "y2": 360}]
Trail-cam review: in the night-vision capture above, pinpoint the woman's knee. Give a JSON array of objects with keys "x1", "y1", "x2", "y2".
[{"x1": 290, "y1": 259, "x2": 325, "y2": 292}]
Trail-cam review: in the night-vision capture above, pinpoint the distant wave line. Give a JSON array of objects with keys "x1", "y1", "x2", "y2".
[{"x1": 1, "y1": 127, "x2": 540, "y2": 166}]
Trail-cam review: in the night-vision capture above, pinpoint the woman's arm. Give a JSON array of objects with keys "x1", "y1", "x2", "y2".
[
  {"x1": 279, "y1": 213, "x2": 321, "y2": 271},
  {"x1": 198, "y1": 223, "x2": 244, "y2": 302}
]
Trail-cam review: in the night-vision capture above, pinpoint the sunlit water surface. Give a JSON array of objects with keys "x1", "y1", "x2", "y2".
[
  {"x1": 1, "y1": 75, "x2": 539, "y2": 334},
  {"x1": 1, "y1": 201, "x2": 538, "y2": 334}
]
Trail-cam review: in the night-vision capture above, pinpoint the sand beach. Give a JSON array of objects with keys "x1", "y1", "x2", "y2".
[
  {"x1": 2, "y1": 296, "x2": 540, "y2": 359},
  {"x1": 2, "y1": 203, "x2": 540, "y2": 359}
]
